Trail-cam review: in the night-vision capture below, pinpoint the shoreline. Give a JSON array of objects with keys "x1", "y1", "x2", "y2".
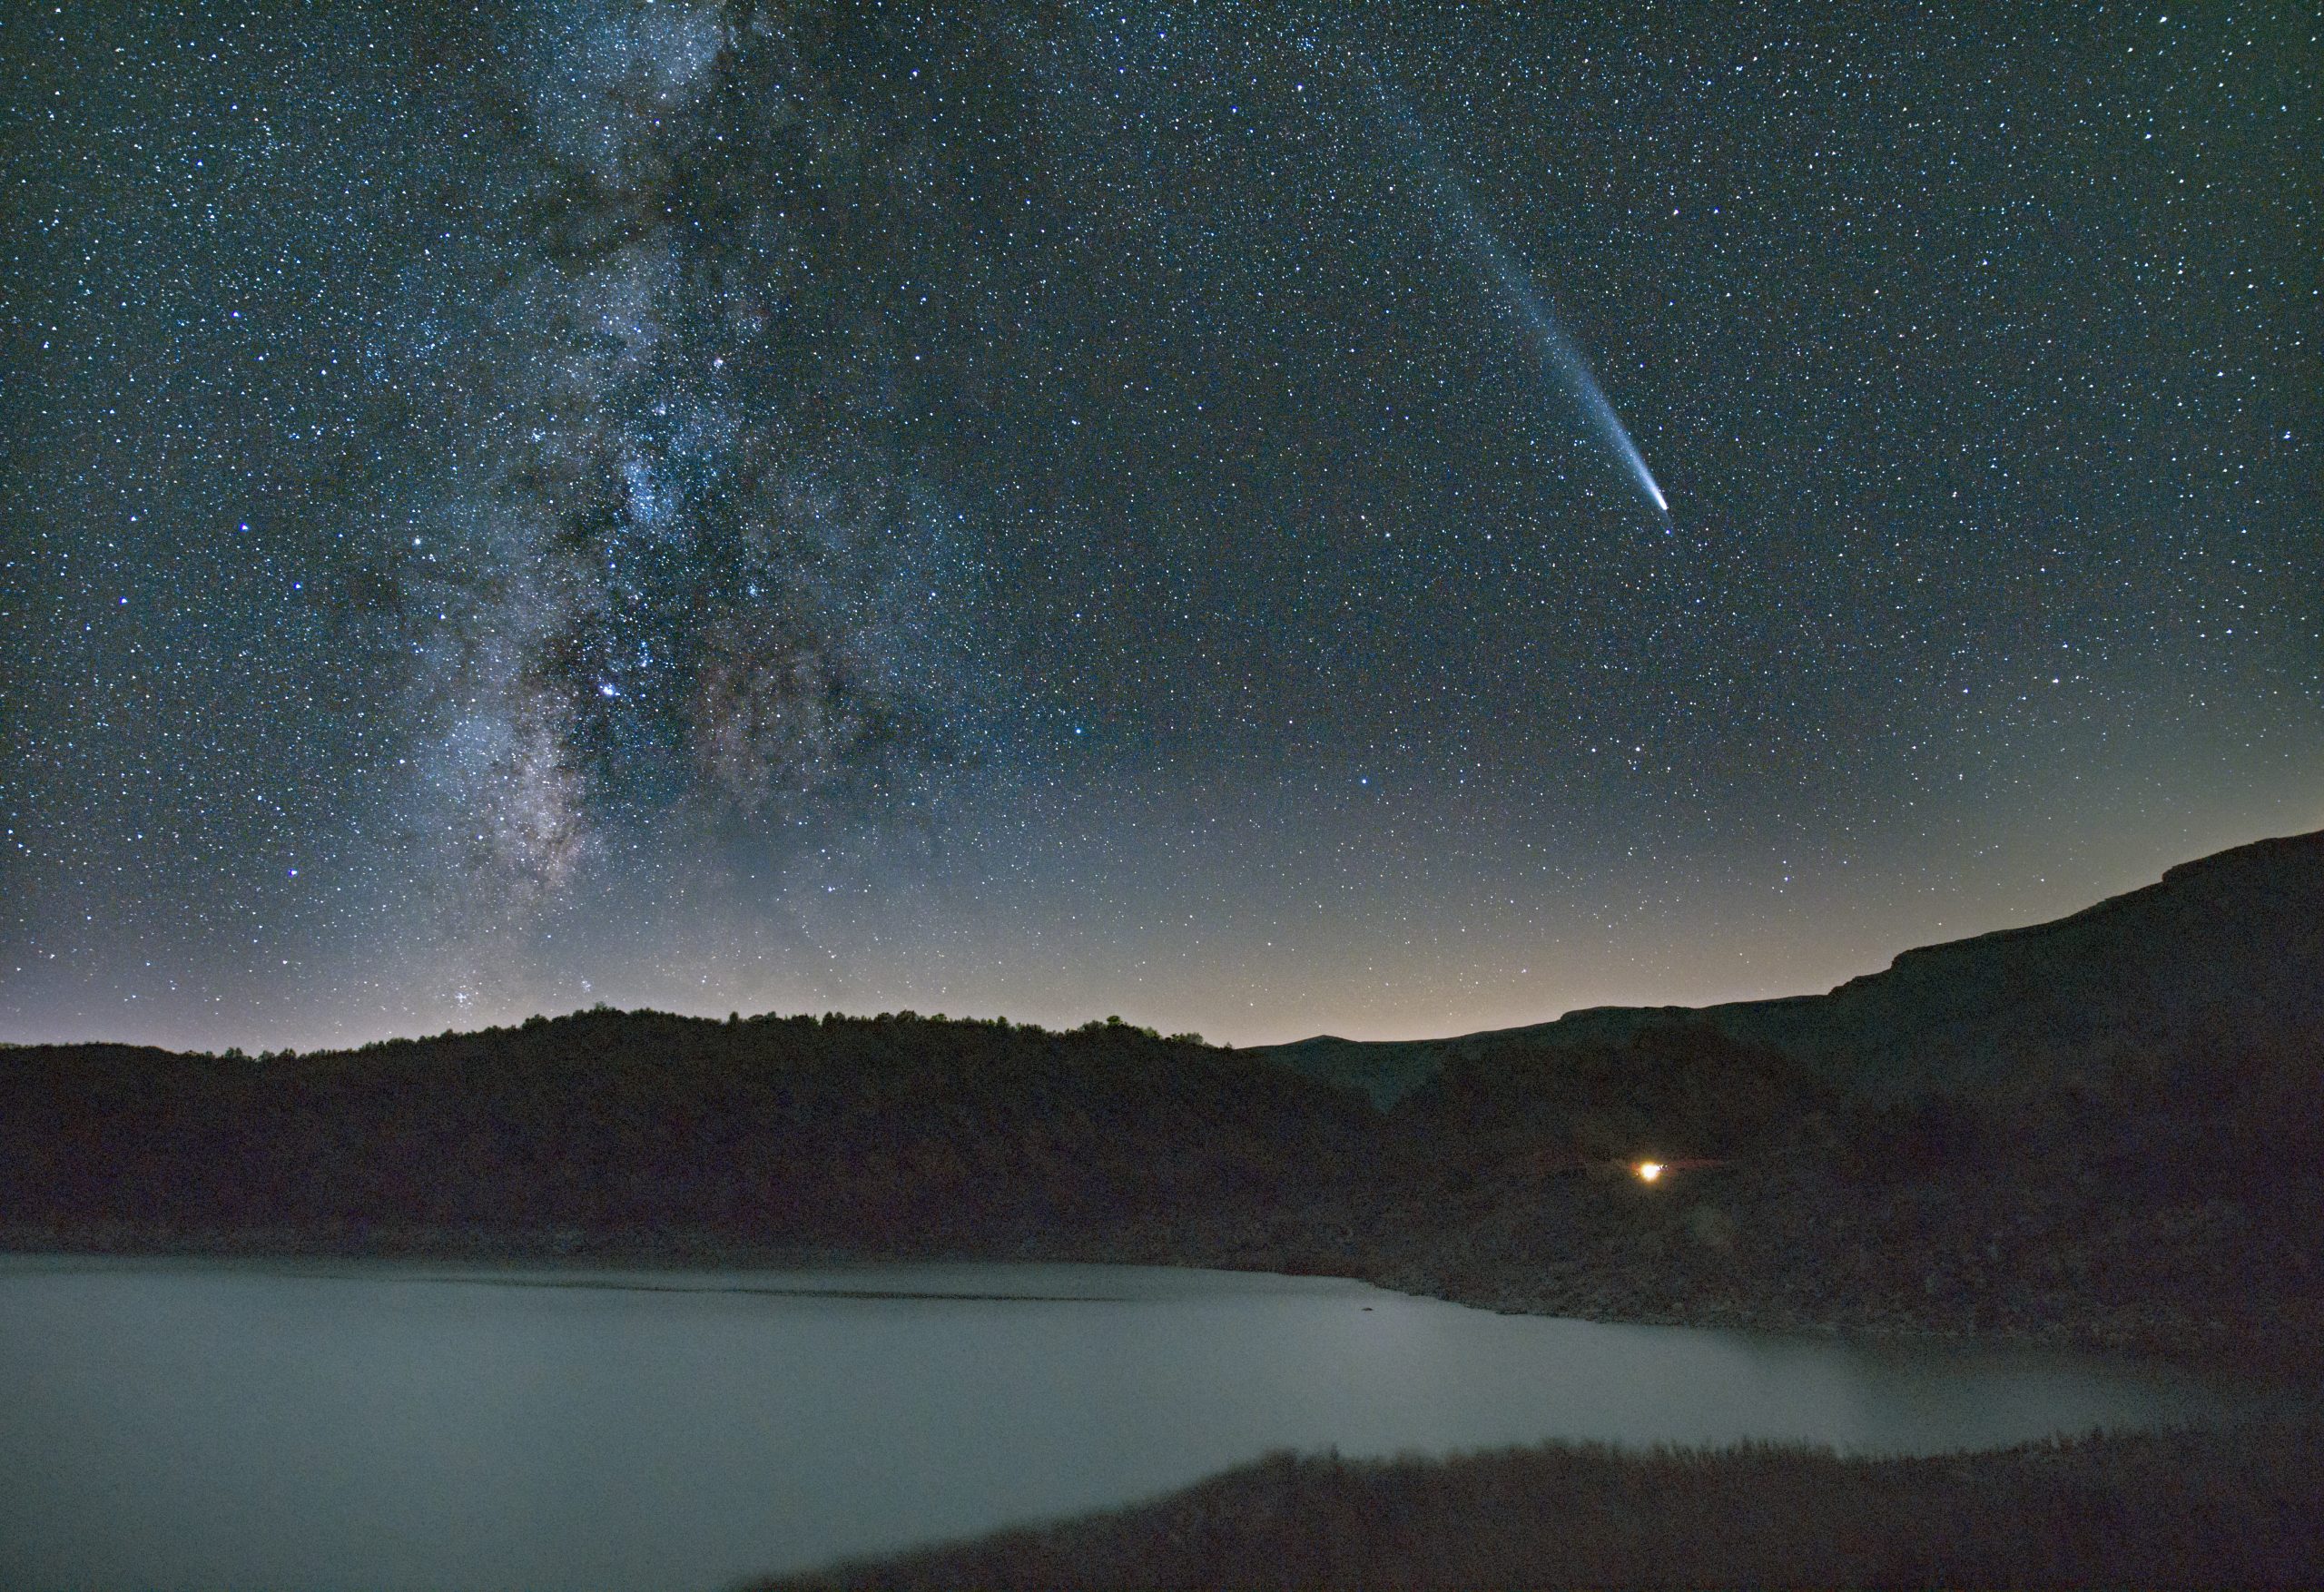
[{"x1": 6, "y1": 1220, "x2": 2306, "y2": 1385}]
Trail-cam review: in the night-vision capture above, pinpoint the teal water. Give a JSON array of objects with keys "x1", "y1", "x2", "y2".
[{"x1": 0, "y1": 1255, "x2": 2260, "y2": 1591}]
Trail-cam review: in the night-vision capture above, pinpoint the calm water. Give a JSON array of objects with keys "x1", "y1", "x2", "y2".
[{"x1": 0, "y1": 1255, "x2": 2260, "y2": 1591}]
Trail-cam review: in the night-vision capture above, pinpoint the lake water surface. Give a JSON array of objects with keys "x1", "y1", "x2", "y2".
[{"x1": 0, "y1": 1255, "x2": 2261, "y2": 1590}]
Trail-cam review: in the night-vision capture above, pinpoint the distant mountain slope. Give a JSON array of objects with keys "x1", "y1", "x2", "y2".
[{"x1": 1257, "y1": 828, "x2": 2324, "y2": 1105}]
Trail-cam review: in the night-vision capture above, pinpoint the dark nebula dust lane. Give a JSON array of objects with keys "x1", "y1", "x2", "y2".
[{"x1": 3, "y1": 3, "x2": 2318, "y2": 1049}]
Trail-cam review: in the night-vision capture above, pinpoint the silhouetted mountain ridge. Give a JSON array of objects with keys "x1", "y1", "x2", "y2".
[{"x1": 1258, "y1": 827, "x2": 2324, "y2": 1105}]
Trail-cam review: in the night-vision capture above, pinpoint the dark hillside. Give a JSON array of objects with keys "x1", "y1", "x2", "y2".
[{"x1": 0, "y1": 1010, "x2": 1373, "y2": 1267}]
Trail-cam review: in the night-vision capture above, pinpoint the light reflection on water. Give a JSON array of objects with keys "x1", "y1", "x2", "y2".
[{"x1": 0, "y1": 1255, "x2": 2267, "y2": 1591}]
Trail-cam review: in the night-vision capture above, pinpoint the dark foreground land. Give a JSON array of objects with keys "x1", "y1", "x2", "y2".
[{"x1": 763, "y1": 1420, "x2": 2324, "y2": 1590}]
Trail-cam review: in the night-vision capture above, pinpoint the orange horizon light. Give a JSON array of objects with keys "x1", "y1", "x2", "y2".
[{"x1": 1636, "y1": 1161, "x2": 1664, "y2": 1183}]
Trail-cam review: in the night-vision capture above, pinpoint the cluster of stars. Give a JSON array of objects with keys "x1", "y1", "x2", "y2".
[{"x1": 1, "y1": 2, "x2": 2315, "y2": 1050}]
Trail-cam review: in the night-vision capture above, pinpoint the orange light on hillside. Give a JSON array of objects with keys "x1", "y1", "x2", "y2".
[{"x1": 1636, "y1": 1161, "x2": 1664, "y2": 1183}]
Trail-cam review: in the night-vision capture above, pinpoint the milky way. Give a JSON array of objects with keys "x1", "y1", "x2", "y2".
[
  {"x1": 393, "y1": 5, "x2": 990, "y2": 925},
  {"x1": 5, "y1": 4, "x2": 2317, "y2": 1049}
]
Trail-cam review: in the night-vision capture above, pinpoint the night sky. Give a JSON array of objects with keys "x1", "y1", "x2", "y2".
[{"x1": 4, "y1": 4, "x2": 2317, "y2": 1052}]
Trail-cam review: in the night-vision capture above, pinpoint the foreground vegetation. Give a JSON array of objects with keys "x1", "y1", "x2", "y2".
[
  {"x1": 764, "y1": 1420, "x2": 2324, "y2": 1590},
  {"x1": 0, "y1": 1009, "x2": 1367, "y2": 1264}
]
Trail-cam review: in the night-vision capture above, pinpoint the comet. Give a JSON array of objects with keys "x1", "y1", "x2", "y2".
[
  {"x1": 1368, "y1": 74, "x2": 1670, "y2": 523},
  {"x1": 1468, "y1": 223, "x2": 1671, "y2": 519}
]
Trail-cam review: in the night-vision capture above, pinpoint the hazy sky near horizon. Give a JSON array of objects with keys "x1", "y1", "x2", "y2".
[{"x1": 5, "y1": 3, "x2": 2318, "y2": 1052}]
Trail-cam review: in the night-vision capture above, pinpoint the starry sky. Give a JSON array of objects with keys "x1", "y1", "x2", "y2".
[{"x1": 4, "y1": 2, "x2": 2318, "y2": 1052}]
